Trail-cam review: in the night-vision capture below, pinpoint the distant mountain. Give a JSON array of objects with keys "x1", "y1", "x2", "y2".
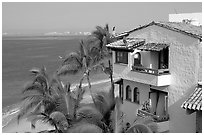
[
  {"x1": 44, "y1": 31, "x2": 91, "y2": 36},
  {"x1": 2, "y1": 31, "x2": 91, "y2": 37}
]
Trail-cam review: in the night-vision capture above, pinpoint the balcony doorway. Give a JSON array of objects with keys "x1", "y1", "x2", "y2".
[
  {"x1": 159, "y1": 48, "x2": 169, "y2": 69},
  {"x1": 149, "y1": 89, "x2": 168, "y2": 116}
]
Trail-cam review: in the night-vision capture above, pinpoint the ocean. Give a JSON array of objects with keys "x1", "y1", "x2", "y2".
[{"x1": 2, "y1": 35, "x2": 109, "y2": 127}]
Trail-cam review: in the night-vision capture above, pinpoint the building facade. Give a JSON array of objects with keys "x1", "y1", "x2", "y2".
[
  {"x1": 169, "y1": 12, "x2": 202, "y2": 26},
  {"x1": 107, "y1": 21, "x2": 202, "y2": 133}
]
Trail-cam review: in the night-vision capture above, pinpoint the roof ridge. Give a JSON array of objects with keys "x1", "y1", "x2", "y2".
[{"x1": 127, "y1": 21, "x2": 202, "y2": 40}]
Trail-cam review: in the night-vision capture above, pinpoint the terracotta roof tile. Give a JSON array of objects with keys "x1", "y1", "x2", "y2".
[
  {"x1": 181, "y1": 86, "x2": 202, "y2": 111},
  {"x1": 106, "y1": 38, "x2": 145, "y2": 51},
  {"x1": 137, "y1": 43, "x2": 169, "y2": 51}
]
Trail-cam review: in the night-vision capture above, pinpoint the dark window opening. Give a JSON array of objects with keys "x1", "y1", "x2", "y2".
[
  {"x1": 134, "y1": 87, "x2": 140, "y2": 104},
  {"x1": 159, "y1": 48, "x2": 169, "y2": 69},
  {"x1": 115, "y1": 51, "x2": 128, "y2": 64},
  {"x1": 119, "y1": 84, "x2": 124, "y2": 100},
  {"x1": 126, "y1": 85, "x2": 132, "y2": 101},
  {"x1": 134, "y1": 52, "x2": 142, "y2": 66}
]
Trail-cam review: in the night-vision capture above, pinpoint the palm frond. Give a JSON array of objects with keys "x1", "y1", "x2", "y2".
[
  {"x1": 49, "y1": 111, "x2": 69, "y2": 132},
  {"x1": 104, "y1": 24, "x2": 109, "y2": 33},
  {"x1": 50, "y1": 74, "x2": 65, "y2": 94},
  {"x1": 17, "y1": 99, "x2": 43, "y2": 122},
  {"x1": 62, "y1": 52, "x2": 82, "y2": 66},
  {"x1": 21, "y1": 94, "x2": 44, "y2": 101},
  {"x1": 94, "y1": 91, "x2": 115, "y2": 115},
  {"x1": 33, "y1": 74, "x2": 49, "y2": 91},
  {"x1": 126, "y1": 123, "x2": 153, "y2": 133},
  {"x1": 29, "y1": 67, "x2": 41, "y2": 75},
  {"x1": 22, "y1": 82, "x2": 44, "y2": 95},
  {"x1": 76, "y1": 105, "x2": 103, "y2": 125},
  {"x1": 57, "y1": 64, "x2": 81, "y2": 75},
  {"x1": 67, "y1": 122, "x2": 103, "y2": 133},
  {"x1": 132, "y1": 116, "x2": 158, "y2": 133}
]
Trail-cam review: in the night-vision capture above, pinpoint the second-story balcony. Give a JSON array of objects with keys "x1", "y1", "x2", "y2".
[
  {"x1": 113, "y1": 63, "x2": 171, "y2": 86},
  {"x1": 132, "y1": 65, "x2": 170, "y2": 75},
  {"x1": 109, "y1": 41, "x2": 171, "y2": 86}
]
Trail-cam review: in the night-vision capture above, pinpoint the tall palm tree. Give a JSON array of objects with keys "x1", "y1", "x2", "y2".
[
  {"x1": 57, "y1": 40, "x2": 104, "y2": 106},
  {"x1": 17, "y1": 66, "x2": 56, "y2": 121},
  {"x1": 88, "y1": 24, "x2": 113, "y2": 59}
]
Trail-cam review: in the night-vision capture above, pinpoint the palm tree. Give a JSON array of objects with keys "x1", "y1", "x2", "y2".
[
  {"x1": 17, "y1": 66, "x2": 85, "y2": 132},
  {"x1": 88, "y1": 24, "x2": 113, "y2": 59},
  {"x1": 57, "y1": 40, "x2": 104, "y2": 106},
  {"x1": 17, "y1": 66, "x2": 56, "y2": 121},
  {"x1": 74, "y1": 86, "x2": 123, "y2": 133}
]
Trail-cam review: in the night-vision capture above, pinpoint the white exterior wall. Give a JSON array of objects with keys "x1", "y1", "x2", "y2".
[
  {"x1": 120, "y1": 79, "x2": 150, "y2": 124},
  {"x1": 169, "y1": 13, "x2": 202, "y2": 26},
  {"x1": 120, "y1": 79, "x2": 169, "y2": 125},
  {"x1": 114, "y1": 25, "x2": 201, "y2": 132}
]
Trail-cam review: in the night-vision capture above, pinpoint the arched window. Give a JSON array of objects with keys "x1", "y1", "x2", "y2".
[
  {"x1": 134, "y1": 52, "x2": 141, "y2": 66},
  {"x1": 126, "y1": 85, "x2": 132, "y2": 101},
  {"x1": 134, "y1": 87, "x2": 139, "y2": 104}
]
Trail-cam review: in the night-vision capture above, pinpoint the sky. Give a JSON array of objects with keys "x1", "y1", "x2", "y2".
[{"x1": 2, "y1": 2, "x2": 202, "y2": 35}]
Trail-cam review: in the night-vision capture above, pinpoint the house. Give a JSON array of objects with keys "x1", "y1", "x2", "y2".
[{"x1": 106, "y1": 21, "x2": 202, "y2": 133}]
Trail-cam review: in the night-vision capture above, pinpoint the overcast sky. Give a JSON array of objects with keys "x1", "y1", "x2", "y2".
[{"x1": 2, "y1": 2, "x2": 202, "y2": 34}]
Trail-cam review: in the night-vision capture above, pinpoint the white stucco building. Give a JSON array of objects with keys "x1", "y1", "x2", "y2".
[
  {"x1": 169, "y1": 12, "x2": 202, "y2": 26},
  {"x1": 107, "y1": 21, "x2": 202, "y2": 133}
]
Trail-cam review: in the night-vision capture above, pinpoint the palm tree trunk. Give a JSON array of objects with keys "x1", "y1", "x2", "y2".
[
  {"x1": 73, "y1": 76, "x2": 85, "y2": 118},
  {"x1": 64, "y1": 94, "x2": 70, "y2": 116},
  {"x1": 86, "y1": 71, "x2": 97, "y2": 106},
  {"x1": 64, "y1": 84, "x2": 71, "y2": 116},
  {"x1": 109, "y1": 60, "x2": 114, "y2": 99}
]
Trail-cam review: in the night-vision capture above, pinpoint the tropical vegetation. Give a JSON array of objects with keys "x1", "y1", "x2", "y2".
[{"x1": 17, "y1": 24, "x2": 158, "y2": 133}]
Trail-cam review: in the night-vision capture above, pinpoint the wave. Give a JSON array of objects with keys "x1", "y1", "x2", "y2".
[{"x1": 2, "y1": 103, "x2": 22, "y2": 128}]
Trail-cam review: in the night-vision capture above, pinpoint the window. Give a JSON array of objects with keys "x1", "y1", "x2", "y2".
[
  {"x1": 159, "y1": 48, "x2": 169, "y2": 69},
  {"x1": 119, "y1": 84, "x2": 124, "y2": 100},
  {"x1": 149, "y1": 89, "x2": 168, "y2": 116},
  {"x1": 126, "y1": 85, "x2": 132, "y2": 101},
  {"x1": 115, "y1": 51, "x2": 128, "y2": 64},
  {"x1": 134, "y1": 52, "x2": 141, "y2": 66},
  {"x1": 133, "y1": 87, "x2": 140, "y2": 104}
]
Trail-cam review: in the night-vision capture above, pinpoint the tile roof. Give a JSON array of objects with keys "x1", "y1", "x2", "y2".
[
  {"x1": 128, "y1": 21, "x2": 202, "y2": 40},
  {"x1": 137, "y1": 43, "x2": 169, "y2": 51},
  {"x1": 106, "y1": 38, "x2": 145, "y2": 51},
  {"x1": 181, "y1": 85, "x2": 202, "y2": 111},
  {"x1": 113, "y1": 32, "x2": 129, "y2": 39}
]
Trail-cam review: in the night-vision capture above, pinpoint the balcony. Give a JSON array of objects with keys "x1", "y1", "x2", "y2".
[
  {"x1": 113, "y1": 64, "x2": 171, "y2": 86},
  {"x1": 137, "y1": 109, "x2": 170, "y2": 133},
  {"x1": 132, "y1": 65, "x2": 170, "y2": 75}
]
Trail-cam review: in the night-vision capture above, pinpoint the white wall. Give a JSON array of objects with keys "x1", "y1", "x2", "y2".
[
  {"x1": 169, "y1": 13, "x2": 202, "y2": 26},
  {"x1": 128, "y1": 25, "x2": 200, "y2": 132},
  {"x1": 120, "y1": 79, "x2": 150, "y2": 124}
]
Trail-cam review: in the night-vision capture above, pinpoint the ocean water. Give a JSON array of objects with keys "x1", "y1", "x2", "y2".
[
  {"x1": 2, "y1": 36, "x2": 85, "y2": 108},
  {"x1": 2, "y1": 35, "x2": 110, "y2": 128}
]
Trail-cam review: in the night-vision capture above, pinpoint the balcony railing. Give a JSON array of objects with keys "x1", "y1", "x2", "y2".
[
  {"x1": 137, "y1": 109, "x2": 170, "y2": 132},
  {"x1": 132, "y1": 65, "x2": 170, "y2": 75},
  {"x1": 137, "y1": 109, "x2": 169, "y2": 122}
]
